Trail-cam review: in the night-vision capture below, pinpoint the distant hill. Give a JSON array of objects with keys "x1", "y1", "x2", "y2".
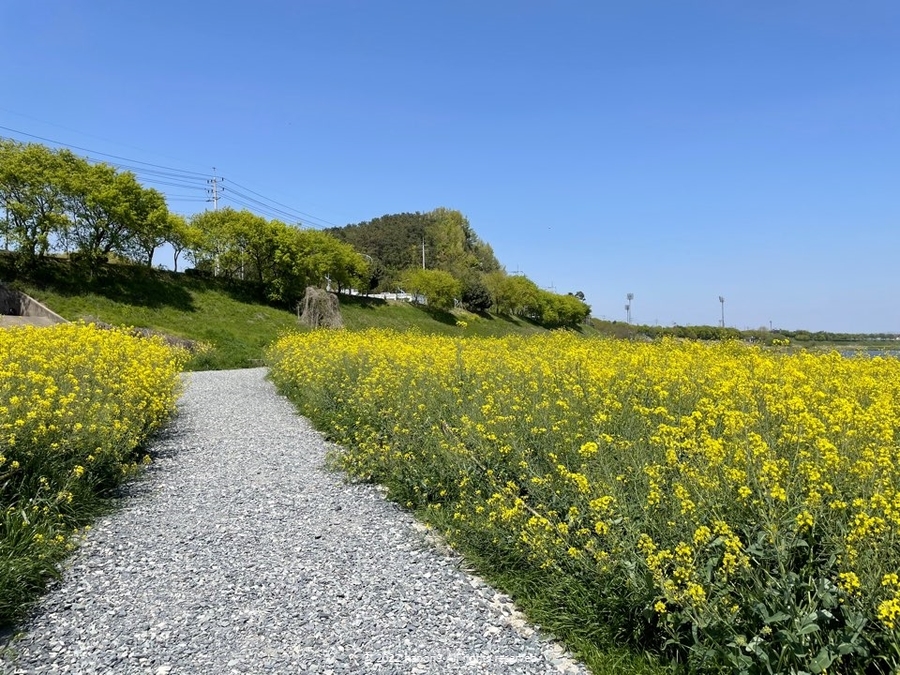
[{"x1": 326, "y1": 208, "x2": 500, "y2": 291}]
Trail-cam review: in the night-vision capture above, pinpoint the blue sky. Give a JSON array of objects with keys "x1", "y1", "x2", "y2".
[{"x1": 2, "y1": 1, "x2": 899, "y2": 332}]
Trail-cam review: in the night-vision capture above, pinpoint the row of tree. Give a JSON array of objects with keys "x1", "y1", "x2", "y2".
[
  {"x1": 185, "y1": 209, "x2": 369, "y2": 302},
  {"x1": 774, "y1": 329, "x2": 899, "y2": 343},
  {"x1": 1, "y1": 139, "x2": 591, "y2": 324},
  {"x1": 588, "y1": 320, "x2": 900, "y2": 345},
  {"x1": 0, "y1": 139, "x2": 174, "y2": 267},
  {"x1": 0, "y1": 140, "x2": 370, "y2": 303}
]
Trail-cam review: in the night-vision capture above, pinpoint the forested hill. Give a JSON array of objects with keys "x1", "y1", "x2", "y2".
[
  {"x1": 326, "y1": 207, "x2": 590, "y2": 327},
  {"x1": 326, "y1": 208, "x2": 500, "y2": 289}
]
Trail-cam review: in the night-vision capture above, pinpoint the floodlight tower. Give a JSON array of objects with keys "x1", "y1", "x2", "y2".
[
  {"x1": 719, "y1": 296, "x2": 725, "y2": 328},
  {"x1": 626, "y1": 293, "x2": 634, "y2": 324}
]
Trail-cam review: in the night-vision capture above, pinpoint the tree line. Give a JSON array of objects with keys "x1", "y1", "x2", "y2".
[
  {"x1": 0, "y1": 139, "x2": 369, "y2": 304},
  {"x1": 0, "y1": 139, "x2": 173, "y2": 267},
  {"x1": 1, "y1": 139, "x2": 591, "y2": 324},
  {"x1": 330, "y1": 209, "x2": 591, "y2": 327},
  {"x1": 185, "y1": 209, "x2": 369, "y2": 303}
]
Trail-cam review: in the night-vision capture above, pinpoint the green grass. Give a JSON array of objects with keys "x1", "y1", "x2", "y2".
[
  {"x1": 339, "y1": 293, "x2": 584, "y2": 338},
  {"x1": 1, "y1": 255, "x2": 592, "y2": 369},
  {"x1": 20, "y1": 278, "x2": 297, "y2": 371}
]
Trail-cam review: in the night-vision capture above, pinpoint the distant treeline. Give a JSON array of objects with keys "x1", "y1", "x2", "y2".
[{"x1": 591, "y1": 319, "x2": 899, "y2": 345}]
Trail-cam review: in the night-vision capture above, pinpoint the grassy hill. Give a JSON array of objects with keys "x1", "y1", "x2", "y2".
[{"x1": 1, "y1": 255, "x2": 591, "y2": 370}]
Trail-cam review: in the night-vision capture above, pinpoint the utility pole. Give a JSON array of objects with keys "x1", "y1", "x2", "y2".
[
  {"x1": 422, "y1": 237, "x2": 425, "y2": 269},
  {"x1": 719, "y1": 296, "x2": 725, "y2": 328},
  {"x1": 207, "y1": 167, "x2": 223, "y2": 211}
]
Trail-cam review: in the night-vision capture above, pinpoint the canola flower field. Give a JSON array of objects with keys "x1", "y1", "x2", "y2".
[
  {"x1": 269, "y1": 330, "x2": 900, "y2": 674},
  {"x1": 0, "y1": 323, "x2": 185, "y2": 625}
]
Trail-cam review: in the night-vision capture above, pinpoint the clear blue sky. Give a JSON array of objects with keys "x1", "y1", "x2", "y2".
[{"x1": 2, "y1": 1, "x2": 898, "y2": 332}]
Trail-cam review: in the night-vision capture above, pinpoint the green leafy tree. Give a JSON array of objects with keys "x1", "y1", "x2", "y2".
[
  {"x1": 63, "y1": 162, "x2": 158, "y2": 264},
  {"x1": 188, "y1": 209, "x2": 233, "y2": 275},
  {"x1": 123, "y1": 188, "x2": 169, "y2": 267},
  {"x1": 327, "y1": 212, "x2": 428, "y2": 274},
  {"x1": 537, "y1": 290, "x2": 591, "y2": 327},
  {"x1": 492, "y1": 273, "x2": 541, "y2": 316},
  {"x1": 399, "y1": 268, "x2": 461, "y2": 310},
  {"x1": 270, "y1": 226, "x2": 369, "y2": 303},
  {"x1": 428, "y1": 207, "x2": 501, "y2": 277},
  {"x1": 0, "y1": 140, "x2": 74, "y2": 264},
  {"x1": 166, "y1": 214, "x2": 200, "y2": 273},
  {"x1": 428, "y1": 208, "x2": 470, "y2": 278},
  {"x1": 557, "y1": 292, "x2": 591, "y2": 326},
  {"x1": 460, "y1": 274, "x2": 492, "y2": 312},
  {"x1": 223, "y1": 210, "x2": 279, "y2": 285}
]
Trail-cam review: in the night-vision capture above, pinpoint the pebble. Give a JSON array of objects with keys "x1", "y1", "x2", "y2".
[{"x1": 1, "y1": 369, "x2": 588, "y2": 674}]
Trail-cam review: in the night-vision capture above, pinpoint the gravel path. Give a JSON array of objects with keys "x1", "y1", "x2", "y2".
[{"x1": 2, "y1": 369, "x2": 588, "y2": 675}]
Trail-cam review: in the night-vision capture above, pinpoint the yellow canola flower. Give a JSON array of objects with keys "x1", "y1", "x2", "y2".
[
  {"x1": 877, "y1": 598, "x2": 900, "y2": 630},
  {"x1": 0, "y1": 322, "x2": 185, "y2": 479},
  {"x1": 268, "y1": 329, "x2": 900, "y2": 651}
]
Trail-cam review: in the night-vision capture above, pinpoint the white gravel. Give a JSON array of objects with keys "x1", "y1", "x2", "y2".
[{"x1": 1, "y1": 368, "x2": 588, "y2": 674}]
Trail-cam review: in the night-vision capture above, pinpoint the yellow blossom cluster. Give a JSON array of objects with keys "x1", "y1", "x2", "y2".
[
  {"x1": 1, "y1": 322, "x2": 185, "y2": 623},
  {"x1": 269, "y1": 330, "x2": 900, "y2": 668},
  {"x1": 1, "y1": 323, "x2": 184, "y2": 474}
]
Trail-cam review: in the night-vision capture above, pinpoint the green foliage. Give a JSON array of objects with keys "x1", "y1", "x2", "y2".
[
  {"x1": 65, "y1": 163, "x2": 163, "y2": 265},
  {"x1": 398, "y1": 267, "x2": 462, "y2": 310},
  {"x1": 189, "y1": 208, "x2": 274, "y2": 283},
  {"x1": 327, "y1": 211, "x2": 428, "y2": 275},
  {"x1": 0, "y1": 138, "x2": 176, "y2": 268},
  {"x1": 0, "y1": 140, "x2": 74, "y2": 261},
  {"x1": 189, "y1": 208, "x2": 369, "y2": 305},
  {"x1": 460, "y1": 274, "x2": 493, "y2": 312},
  {"x1": 485, "y1": 271, "x2": 540, "y2": 315},
  {"x1": 166, "y1": 213, "x2": 198, "y2": 273},
  {"x1": 536, "y1": 289, "x2": 592, "y2": 327},
  {"x1": 270, "y1": 225, "x2": 369, "y2": 302},
  {"x1": 327, "y1": 208, "x2": 500, "y2": 291}
]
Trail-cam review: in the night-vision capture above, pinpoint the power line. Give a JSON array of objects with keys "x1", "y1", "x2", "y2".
[
  {"x1": 0, "y1": 125, "x2": 210, "y2": 177},
  {"x1": 207, "y1": 168, "x2": 222, "y2": 211},
  {"x1": 0, "y1": 124, "x2": 340, "y2": 228},
  {"x1": 221, "y1": 193, "x2": 305, "y2": 224},
  {"x1": 102, "y1": 162, "x2": 209, "y2": 183},
  {"x1": 0, "y1": 106, "x2": 213, "y2": 173},
  {"x1": 223, "y1": 187, "x2": 306, "y2": 223},
  {"x1": 226, "y1": 179, "x2": 342, "y2": 228}
]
